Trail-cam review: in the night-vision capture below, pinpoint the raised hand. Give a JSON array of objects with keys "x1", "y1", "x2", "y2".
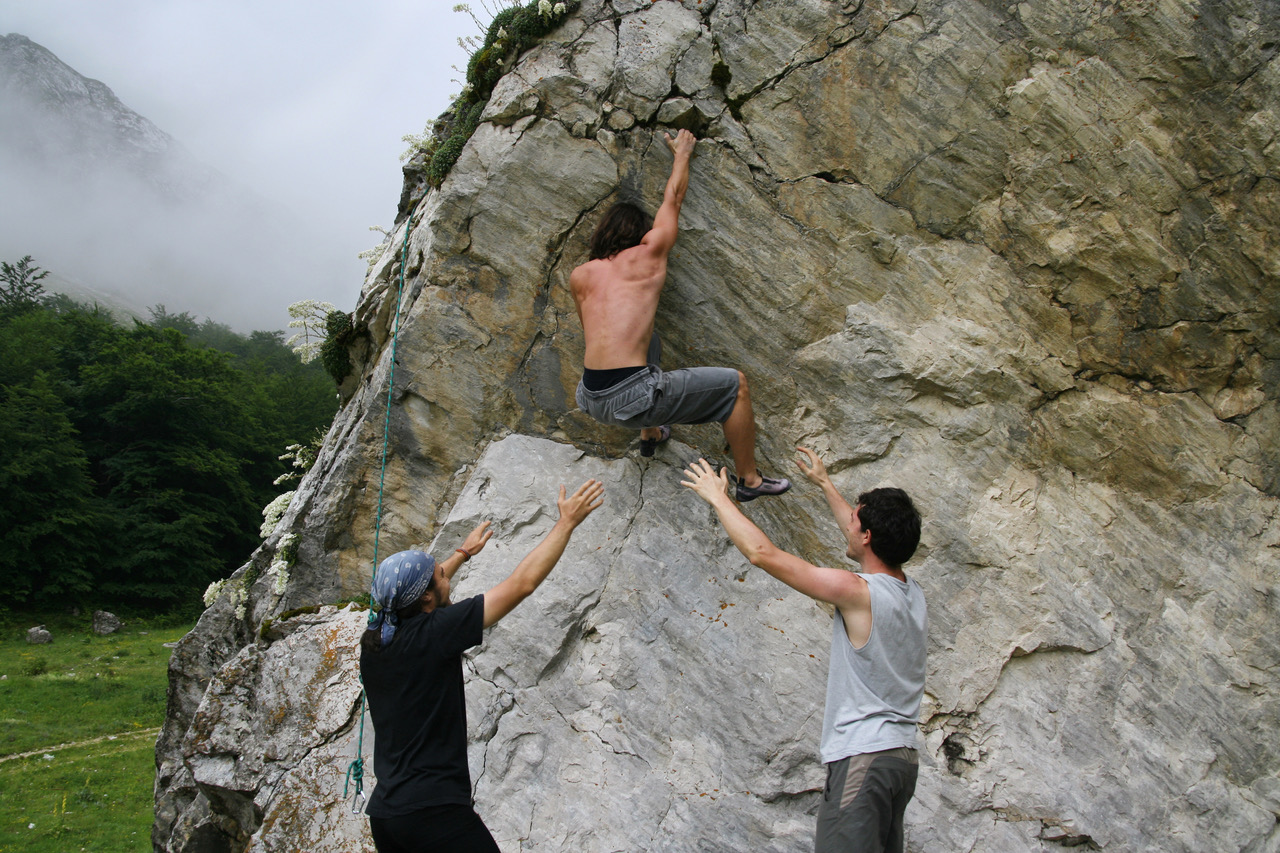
[
  {"x1": 460, "y1": 520, "x2": 494, "y2": 557},
  {"x1": 794, "y1": 446, "x2": 831, "y2": 487},
  {"x1": 558, "y1": 479, "x2": 605, "y2": 526},
  {"x1": 680, "y1": 458, "x2": 731, "y2": 505}
]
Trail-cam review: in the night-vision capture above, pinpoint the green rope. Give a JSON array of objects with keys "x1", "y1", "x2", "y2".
[{"x1": 346, "y1": 209, "x2": 416, "y2": 813}]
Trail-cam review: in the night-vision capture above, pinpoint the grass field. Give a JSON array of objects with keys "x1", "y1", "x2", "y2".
[{"x1": 0, "y1": 612, "x2": 193, "y2": 853}]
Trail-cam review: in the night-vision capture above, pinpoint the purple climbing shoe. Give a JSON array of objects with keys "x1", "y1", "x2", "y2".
[
  {"x1": 735, "y1": 474, "x2": 792, "y2": 502},
  {"x1": 639, "y1": 425, "x2": 671, "y2": 457}
]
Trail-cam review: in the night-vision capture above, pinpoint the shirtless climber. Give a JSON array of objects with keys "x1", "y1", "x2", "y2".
[{"x1": 570, "y1": 128, "x2": 790, "y2": 502}]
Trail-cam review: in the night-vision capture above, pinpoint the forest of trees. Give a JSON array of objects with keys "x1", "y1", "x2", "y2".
[{"x1": 0, "y1": 257, "x2": 339, "y2": 613}]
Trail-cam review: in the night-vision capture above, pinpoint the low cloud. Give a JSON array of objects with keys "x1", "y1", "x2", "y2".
[{"x1": 1, "y1": 79, "x2": 362, "y2": 331}]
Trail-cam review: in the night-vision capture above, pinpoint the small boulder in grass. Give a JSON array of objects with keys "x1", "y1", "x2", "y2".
[
  {"x1": 93, "y1": 611, "x2": 122, "y2": 636},
  {"x1": 26, "y1": 625, "x2": 52, "y2": 644}
]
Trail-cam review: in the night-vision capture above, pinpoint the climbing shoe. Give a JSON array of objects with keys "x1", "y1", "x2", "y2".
[
  {"x1": 639, "y1": 425, "x2": 671, "y2": 457},
  {"x1": 735, "y1": 474, "x2": 792, "y2": 502}
]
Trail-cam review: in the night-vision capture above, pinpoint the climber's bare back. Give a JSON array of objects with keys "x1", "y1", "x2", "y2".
[{"x1": 571, "y1": 241, "x2": 668, "y2": 370}]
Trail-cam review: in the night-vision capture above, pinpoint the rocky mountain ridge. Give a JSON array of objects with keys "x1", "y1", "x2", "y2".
[
  {"x1": 0, "y1": 33, "x2": 351, "y2": 330},
  {"x1": 0, "y1": 33, "x2": 217, "y2": 198},
  {"x1": 154, "y1": 1, "x2": 1279, "y2": 851}
]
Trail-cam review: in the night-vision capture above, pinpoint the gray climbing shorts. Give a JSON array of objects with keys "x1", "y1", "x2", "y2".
[
  {"x1": 576, "y1": 364, "x2": 740, "y2": 429},
  {"x1": 815, "y1": 748, "x2": 919, "y2": 853}
]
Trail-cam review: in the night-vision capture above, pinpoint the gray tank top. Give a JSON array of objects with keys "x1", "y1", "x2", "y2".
[{"x1": 820, "y1": 572, "x2": 928, "y2": 763}]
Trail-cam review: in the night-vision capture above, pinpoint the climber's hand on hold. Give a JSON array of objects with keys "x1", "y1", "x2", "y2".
[{"x1": 664, "y1": 128, "x2": 696, "y2": 160}]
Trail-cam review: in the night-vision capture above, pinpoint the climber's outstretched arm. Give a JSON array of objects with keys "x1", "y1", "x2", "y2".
[{"x1": 641, "y1": 129, "x2": 696, "y2": 257}]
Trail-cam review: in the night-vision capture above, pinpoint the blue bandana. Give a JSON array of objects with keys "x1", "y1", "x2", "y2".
[{"x1": 368, "y1": 550, "x2": 435, "y2": 646}]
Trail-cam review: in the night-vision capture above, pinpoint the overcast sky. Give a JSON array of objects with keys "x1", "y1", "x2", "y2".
[{"x1": 4, "y1": 0, "x2": 476, "y2": 324}]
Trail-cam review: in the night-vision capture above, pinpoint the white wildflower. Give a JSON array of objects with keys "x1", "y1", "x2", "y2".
[
  {"x1": 295, "y1": 341, "x2": 324, "y2": 364},
  {"x1": 286, "y1": 299, "x2": 337, "y2": 326},
  {"x1": 497, "y1": 26, "x2": 507, "y2": 39},
  {"x1": 270, "y1": 560, "x2": 290, "y2": 594},
  {"x1": 538, "y1": 0, "x2": 552, "y2": 17},
  {"x1": 554, "y1": 2, "x2": 566, "y2": 14},
  {"x1": 260, "y1": 491, "x2": 295, "y2": 539},
  {"x1": 231, "y1": 580, "x2": 248, "y2": 620},
  {"x1": 203, "y1": 579, "x2": 227, "y2": 607},
  {"x1": 358, "y1": 226, "x2": 390, "y2": 265},
  {"x1": 275, "y1": 443, "x2": 319, "y2": 486},
  {"x1": 401, "y1": 122, "x2": 437, "y2": 162},
  {"x1": 285, "y1": 300, "x2": 338, "y2": 362},
  {"x1": 279, "y1": 532, "x2": 298, "y2": 551}
]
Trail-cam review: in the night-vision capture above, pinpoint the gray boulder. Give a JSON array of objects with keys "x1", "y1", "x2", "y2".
[
  {"x1": 154, "y1": 1, "x2": 1280, "y2": 851},
  {"x1": 92, "y1": 610, "x2": 121, "y2": 636}
]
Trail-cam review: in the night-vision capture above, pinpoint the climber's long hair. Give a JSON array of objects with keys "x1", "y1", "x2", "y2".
[
  {"x1": 360, "y1": 599, "x2": 425, "y2": 654},
  {"x1": 589, "y1": 202, "x2": 652, "y2": 260}
]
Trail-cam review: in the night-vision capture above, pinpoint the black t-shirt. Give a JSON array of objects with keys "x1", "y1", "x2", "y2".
[{"x1": 360, "y1": 594, "x2": 485, "y2": 817}]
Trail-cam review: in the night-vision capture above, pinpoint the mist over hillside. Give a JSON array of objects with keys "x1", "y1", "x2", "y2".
[{"x1": 0, "y1": 33, "x2": 362, "y2": 330}]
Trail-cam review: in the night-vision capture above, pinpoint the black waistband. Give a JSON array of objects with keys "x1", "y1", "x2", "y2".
[{"x1": 582, "y1": 365, "x2": 646, "y2": 392}]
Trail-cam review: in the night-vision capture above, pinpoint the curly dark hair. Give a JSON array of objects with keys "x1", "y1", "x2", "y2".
[
  {"x1": 589, "y1": 202, "x2": 652, "y2": 259},
  {"x1": 855, "y1": 487, "x2": 922, "y2": 567}
]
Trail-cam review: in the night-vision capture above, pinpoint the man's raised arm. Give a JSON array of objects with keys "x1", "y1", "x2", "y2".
[
  {"x1": 482, "y1": 480, "x2": 605, "y2": 628},
  {"x1": 680, "y1": 459, "x2": 866, "y2": 613},
  {"x1": 642, "y1": 129, "x2": 697, "y2": 255},
  {"x1": 438, "y1": 521, "x2": 494, "y2": 581},
  {"x1": 796, "y1": 447, "x2": 857, "y2": 539}
]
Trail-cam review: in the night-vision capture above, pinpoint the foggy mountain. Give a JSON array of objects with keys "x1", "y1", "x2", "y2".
[{"x1": 0, "y1": 33, "x2": 360, "y2": 331}]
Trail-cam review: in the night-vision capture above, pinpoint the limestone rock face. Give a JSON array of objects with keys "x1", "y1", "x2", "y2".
[{"x1": 155, "y1": 1, "x2": 1279, "y2": 851}]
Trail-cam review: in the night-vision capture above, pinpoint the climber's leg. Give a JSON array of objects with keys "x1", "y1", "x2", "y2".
[
  {"x1": 721, "y1": 370, "x2": 760, "y2": 486},
  {"x1": 640, "y1": 332, "x2": 666, "y2": 444}
]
